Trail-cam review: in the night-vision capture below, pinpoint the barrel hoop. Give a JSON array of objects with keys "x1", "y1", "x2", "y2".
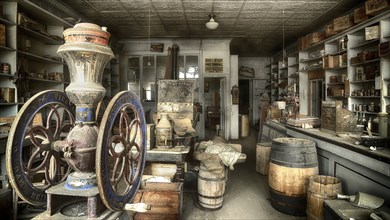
[
  {"x1": 198, "y1": 193, "x2": 224, "y2": 199},
  {"x1": 269, "y1": 160, "x2": 318, "y2": 168},
  {"x1": 270, "y1": 188, "x2": 306, "y2": 216},
  {"x1": 198, "y1": 175, "x2": 225, "y2": 182}
]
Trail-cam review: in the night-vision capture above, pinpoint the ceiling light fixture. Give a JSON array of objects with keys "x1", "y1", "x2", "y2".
[{"x1": 206, "y1": 15, "x2": 219, "y2": 30}]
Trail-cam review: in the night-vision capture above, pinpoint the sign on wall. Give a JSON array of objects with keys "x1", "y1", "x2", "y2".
[{"x1": 205, "y1": 58, "x2": 223, "y2": 73}]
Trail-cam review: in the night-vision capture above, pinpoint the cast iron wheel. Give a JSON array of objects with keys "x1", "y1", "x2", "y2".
[
  {"x1": 96, "y1": 91, "x2": 147, "y2": 211},
  {"x1": 6, "y1": 90, "x2": 75, "y2": 205}
]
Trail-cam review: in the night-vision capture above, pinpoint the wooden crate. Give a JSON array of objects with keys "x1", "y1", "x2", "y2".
[
  {"x1": 307, "y1": 32, "x2": 325, "y2": 45},
  {"x1": 354, "y1": 6, "x2": 369, "y2": 24},
  {"x1": 133, "y1": 182, "x2": 183, "y2": 220},
  {"x1": 333, "y1": 14, "x2": 354, "y2": 32},
  {"x1": 142, "y1": 163, "x2": 177, "y2": 183},
  {"x1": 325, "y1": 24, "x2": 338, "y2": 37},
  {"x1": 365, "y1": 25, "x2": 380, "y2": 41},
  {"x1": 0, "y1": 24, "x2": 5, "y2": 47},
  {"x1": 365, "y1": 0, "x2": 390, "y2": 16},
  {"x1": 298, "y1": 36, "x2": 307, "y2": 50},
  {"x1": 379, "y1": 41, "x2": 390, "y2": 57}
]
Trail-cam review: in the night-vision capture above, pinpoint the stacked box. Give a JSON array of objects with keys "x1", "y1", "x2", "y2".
[
  {"x1": 307, "y1": 32, "x2": 326, "y2": 45},
  {"x1": 333, "y1": 15, "x2": 354, "y2": 32},
  {"x1": 325, "y1": 24, "x2": 338, "y2": 37},
  {"x1": 365, "y1": 0, "x2": 390, "y2": 16},
  {"x1": 365, "y1": 25, "x2": 380, "y2": 41},
  {"x1": 354, "y1": 6, "x2": 369, "y2": 23},
  {"x1": 298, "y1": 36, "x2": 307, "y2": 50},
  {"x1": 379, "y1": 41, "x2": 389, "y2": 57},
  {"x1": 0, "y1": 24, "x2": 5, "y2": 47}
]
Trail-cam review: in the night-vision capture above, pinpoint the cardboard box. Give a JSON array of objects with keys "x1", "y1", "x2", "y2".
[
  {"x1": 365, "y1": 0, "x2": 390, "y2": 16},
  {"x1": 333, "y1": 14, "x2": 354, "y2": 32},
  {"x1": 307, "y1": 32, "x2": 326, "y2": 45},
  {"x1": 354, "y1": 6, "x2": 369, "y2": 24},
  {"x1": 142, "y1": 163, "x2": 177, "y2": 183},
  {"x1": 365, "y1": 25, "x2": 380, "y2": 41}
]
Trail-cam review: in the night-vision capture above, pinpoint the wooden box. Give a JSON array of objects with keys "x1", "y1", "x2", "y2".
[
  {"x1": 325, "y1": 24, "x2": 338, "y2": 37},
  {"x1": 307, "y1": 32, "x2": 326, "y2": 45},
  {"x1": 142, "y1": 163, "x2": 177, "y2": 183},
  {"x1": 133, "y1": 182, "x2": 183, "y2": 220},
  {"x1": 365, "y1": 0, "x2": 390, "y2": 16},
  {"x1": 0, "y1": 24, "x2": 5, "y2": 47},
  {"x1": 379, "y1": 41, "x2": 390, "y2": 57},
  {"x1": 354, "y1": 6, "x2": 369, "y2": 24},
  {"x1": 365, "y1": 25, "x2": 380, "y2": 41},
  {"x1": 298, "y1": 36, "x2": 307, "y2": 50},
  {"x1": 323, "y1": 55, "x2": 341, "y2": 68},
  {"x1": 333, "y1": 15, "x2": 354, "y2": 32}
]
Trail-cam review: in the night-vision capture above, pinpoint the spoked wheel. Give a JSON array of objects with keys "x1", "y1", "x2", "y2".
[
  {"x1": 6, "y1": 90, "x2": 75, "y2": 205},
  {"x1": 96, "y1": 91, "x2": 147, "y2": 211}
]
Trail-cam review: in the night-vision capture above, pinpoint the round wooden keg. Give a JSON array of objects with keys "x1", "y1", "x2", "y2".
[
  {"x1": 256, "y1": 141, "x2": 272, "y2": 175},
  {"x1": 198, "y1": 162, "x2": 226, "y2": 210},
  {"x1": 268, "y1": 137, "x2": 319, "y2": 216},
  {"x1": 307, "y1": 175, "x2": 342, "y2": 220}
]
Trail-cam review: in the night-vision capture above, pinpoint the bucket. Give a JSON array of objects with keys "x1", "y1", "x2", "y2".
[
  {"x1": 256, "y1": 141, "x2": 272, "y2": 175},
  {"x1": 198, "y1": 162, "x2": 226, "y2": 210},
  {"x1": 307, "y1": 175, "x2": 342, "y2": 220},
  {"x1": 268, "y1": 137, "x2": 318, "y2": 216},
  {"x1": 240, "y1": 115, "x2": 249, "y2": 137}
]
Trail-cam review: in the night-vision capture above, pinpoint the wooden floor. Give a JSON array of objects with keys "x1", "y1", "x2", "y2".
[{"x1": 181, "y1": 128, "x2": 306, "y2": 220}]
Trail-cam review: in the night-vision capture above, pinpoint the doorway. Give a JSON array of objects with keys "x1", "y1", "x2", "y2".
[
  {"x1": 310, "y1": 79, "x2": 324, "y2": 117},
  {"x1": 204, "y1": 77, "x2": 222, "y2": 139}
]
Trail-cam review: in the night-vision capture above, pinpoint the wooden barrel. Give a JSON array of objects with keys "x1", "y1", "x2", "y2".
[
  {"x1": 256, "y1": 141, "x2": 272, "y2": 175},
  {"x1": 268, "y1": 137, "x2": 319, "y2": 216},
  {"x1": 307, "y1": 175, "x2": 342, "y2": 220},
  {"x1": 198, "y1": 162, "x2": 226, "y2": 210}
]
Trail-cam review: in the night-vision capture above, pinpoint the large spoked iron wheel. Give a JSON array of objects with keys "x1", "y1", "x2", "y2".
[
  {"x1": 6, "y1": 90, "x2": 75, "y2": 205},
  {"x1": 96, "y1": 91, "x2": 147, "y2": 211}
]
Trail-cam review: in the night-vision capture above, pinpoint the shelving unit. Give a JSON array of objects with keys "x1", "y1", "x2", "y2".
[
  {"x1": 270, "y1": 62, "x2": 278, "y2": 102},
  {"x1": 0, "y1": 2, "x2": 18, "y2": 117}
]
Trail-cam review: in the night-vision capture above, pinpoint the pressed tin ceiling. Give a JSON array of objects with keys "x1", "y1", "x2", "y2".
[{"x1": 61, "y1": 0, "x2": 365, "y2": 56}]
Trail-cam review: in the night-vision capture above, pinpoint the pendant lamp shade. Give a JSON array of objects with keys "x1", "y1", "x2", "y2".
[{"x1": 206, "y1": 15, "x2": 219, "y2": 30}]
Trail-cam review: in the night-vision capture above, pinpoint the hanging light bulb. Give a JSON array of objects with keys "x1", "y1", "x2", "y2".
[
  {"x1": 206, "y1": 15, "x2": 219, "y2": 30},
  {"x1": 148, "y1": 9, "x2": 151, "y2": 66},
  {"x1": 281, "y1": 11, "x2": 287, "y2": 68}
]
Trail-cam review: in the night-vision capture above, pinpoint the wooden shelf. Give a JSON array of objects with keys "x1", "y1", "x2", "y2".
[
  {"x1": 0, "y1": 17, "x2": 16, "y2": 26},
  {"x1": 328, "y1": 96, "x2": 348, "y2": 99},
  {"x1": 352, "y1": 111, "x2": 378, "y2": 115},
  {"x1": 300, "y1": 55, "x2": 324, "y2": 63},
  {"x1": 18, "y1": 51, "x2": 63, "y2": 64},
  {"x1": 19, "y1": 26, "x2": 63, "y2": 45},
  {"x1": 325, "y1": 66, "x2": 347, "y2": 70},
  {"x1": 0, "y1": 45, "x2": 16, "y2": 51},
  {"x1": 350, "y1": 96, "x2": 380, "y2": 98},
  {"x1": 350, "y1": 79, "x2": 375, "y2": 84},
  {"x1": 327, "y1": 83, "x2": 345, "y2": 86},
  {"x1": 350, "y1": 58, "x2": 380, "y2": 66},
  {"x1": 27, "y1": 77, "x2": 63, "y2": 84},
  {"x1": 350, "y1": 39, "x2": 380, "y2": 49}
]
